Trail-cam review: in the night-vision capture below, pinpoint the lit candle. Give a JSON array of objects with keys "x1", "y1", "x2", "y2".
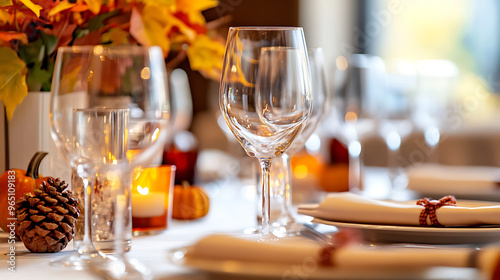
[
  {"x1": 131, "y1": 165, "x2": 176, "y2": 234},
  {"x1": 131, "y1": 186, "x2": 166, "y2": 218}
]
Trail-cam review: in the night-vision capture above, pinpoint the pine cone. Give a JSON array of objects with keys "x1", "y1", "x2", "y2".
[{"x1": 15, "y1": 178, "x2": 80, "y2": 253}]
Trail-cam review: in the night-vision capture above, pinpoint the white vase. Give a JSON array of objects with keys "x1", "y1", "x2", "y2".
[{"x1": 0, "y1": 92, "x2": 70, "y2": 182}]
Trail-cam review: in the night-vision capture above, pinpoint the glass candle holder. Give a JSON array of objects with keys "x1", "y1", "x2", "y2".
[{"x1": 132, "y1": 165, "x2": 176, "y2": 235}]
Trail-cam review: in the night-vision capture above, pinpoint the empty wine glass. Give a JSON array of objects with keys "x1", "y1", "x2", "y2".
[
  {"x1": 219, "y1": 27, "x2": 311, "y2": 239},
  {"x1": 268, "y1": 48, "x2": 329, "y2": 236},
  {"x1": 380, "y1": 59, "x2": 416, "y2": 194},
  {"x1": 50, "y1": 45, "x2": 170, "y2": 279},
  {"x1": 412, "y1": 60, "x2": 459, "y2": 163},
  {"x1": 336, "y1": 54, "x2": 384, "y2": 192}
]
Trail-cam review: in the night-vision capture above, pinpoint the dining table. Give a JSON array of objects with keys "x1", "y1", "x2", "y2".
[{"x1": 0, "y1": 168, "x2": 489, "y2": 280}]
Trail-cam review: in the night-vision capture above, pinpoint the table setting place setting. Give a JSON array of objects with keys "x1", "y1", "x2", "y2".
[{"x1": 3, "y1": 21, "x2": 500, "y2": 280}]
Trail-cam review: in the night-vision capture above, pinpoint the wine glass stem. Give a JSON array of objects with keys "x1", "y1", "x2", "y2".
[
  {"x1": 387, "y1": 146, "x2": 400, "y2": 189},
  {"x1": 258, "y1": 158, "x2": 272, "y2": 236},
  {"x1": 281, "y1": 154, "x2": 294, "y2": 220},
  {"x1": 79, "y1": 176, "x2": 99, "y2": 255},
  {"x1": 348, "y1": 144, "x2": 361, "y2": 193}
]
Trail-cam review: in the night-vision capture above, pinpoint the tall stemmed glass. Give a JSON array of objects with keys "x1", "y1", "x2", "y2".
[
  {"x1": 270, "y1": 48, "x2": 328, "y2": 235},
  {"x1": 49, "y1": 45, "x2": 170, "y2": 277},
  {"x1": 336, "y1": 54, "x2": 384, "y2": 192},
  {"x1": 220, "y1": 27, "x2": 311, "y2": 239},
  {"x1": 380, "y1": 59, "x2": 415, "y2": 194}
]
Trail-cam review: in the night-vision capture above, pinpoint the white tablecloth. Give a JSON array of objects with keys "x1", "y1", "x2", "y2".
[{"x1": 0, "y1": 171, "x2": 482, "y2": 280}]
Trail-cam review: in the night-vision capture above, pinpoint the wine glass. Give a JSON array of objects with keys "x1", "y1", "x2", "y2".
[
  {"x1": 412, "y1": 60, "x2": 459, "y2": 163},
  {"x1": 336, "y1": 54, "x2": 384, "y2": 192},
  {"x1": 50, "y1": 45, "x2": 170, "y2": 278},
  {"x1": 268, "y1": 48, "x2": 329, "y2": 236},
  {"x1": 219, "y1": 27, "x2": 311, "y2": 239},
  {"x1": 380, "y1": 59, "x2": 415, "y2": 195}
]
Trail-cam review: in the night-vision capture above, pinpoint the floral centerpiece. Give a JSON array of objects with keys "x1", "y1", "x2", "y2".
[{"x1": 0, "y1": 0, "x2": 226, "y2": 120}]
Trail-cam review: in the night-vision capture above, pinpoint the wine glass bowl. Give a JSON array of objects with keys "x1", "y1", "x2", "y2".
[
  {"x1": 219, "y1": 27, "x2": 311, "y2": 238},
  {"x1": 224, "y1": 47, "x2": 311, "y2": 158},
  {"x1": 286, "y1": 48, "x2": 329, "y2": 155}
]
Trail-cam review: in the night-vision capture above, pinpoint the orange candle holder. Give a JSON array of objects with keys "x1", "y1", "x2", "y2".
[{"x1": 131, "y1": 165, "x2": 176, "y2": 235}]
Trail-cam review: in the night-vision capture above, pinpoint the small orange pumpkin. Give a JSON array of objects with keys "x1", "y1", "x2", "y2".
[
  {"x1": 0, "y1": 152, "x2": 51, "y2": 232},
  {"x1": 172, "y1": 181, "x2": 209, "y2": 220}
]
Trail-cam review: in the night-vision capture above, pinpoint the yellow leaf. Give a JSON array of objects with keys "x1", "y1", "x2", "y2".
[
  {"x1": 176, "y1": 0, "x2": 218, "y2": 12},
  {"x1": 175, "y1": 0, "x2": 216, "y2": 24},
  {"x1": 186, "y1": 35, "x2": 225, "y2": 80},
  {"x1": 0, "y1": 0, "x2": 12, "y2": 6},
  {"x1": 0, "y1": 9, "x2": 12, "y2": 25},
  {"x1": 130, "y1": 6, "x2": 170, "y2": 55},
  {"x1": 84, "y1": 0, "x2": 101, "y2": 15},
  {"x1": 59, "y1": 64, "x2": 82, "y2": 95},
  {"x1": 102, "y1": 28, "x2": 129, "y2": 45},
  {"x1": 0, "y1": 47, "x2": 27, "y2": 120},
  {"x1": 139, "y1": 0, "x2": 175, "y2": 7},
  {"x1": 48, "y1": 1, "x2": 75, "y2": 17},
  {"x1": 19, "y1": 0, "x2": 42, "y2": 17}
]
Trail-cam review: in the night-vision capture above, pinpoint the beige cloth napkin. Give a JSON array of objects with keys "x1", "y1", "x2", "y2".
[
  {"x1": 185, "y1": 234, "x2": 500, "y2": 273},
  {"x1": 297, "y1": 192, "x2": 500, "y2": 226},
  {"x1": 407, "y1": 164, "x2": 500, "y2": 196}
]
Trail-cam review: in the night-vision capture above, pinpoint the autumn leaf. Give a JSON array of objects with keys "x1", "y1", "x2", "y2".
[
  {"x1": 19, "y1": 0, "x2": 42, "y2": 17},
  {"x1": 84, "y1": 0, "x2": 102, "y2": 15},
  {"x1": 0, "y1": 9, "x2": 11, "y2": 24},
  {"x1": 175, "y1": 0, "x2": 217, "y2": 24},
  {"x1": 130, "y1": 6, "x2": 170, "y2": 54},
  {"x1": 0, "y1": 0, "x2": 12, "y2": 6},
  {"x1": 0, "y1": 47, "x2": 27, "y2": 120},
  {"x1": 102, "y1": 27, "x2": 129, "y2": 45},
  {"x1": 0, "y1": 31, "x2": 28, "y2": 44},
  {"x1": 176, "y1": 0, "x2": 218, "y2": 13},
  {"x1": 139, "y1": 0, "x2": 175, "y2": 6},
  {"x1": 48, "y1": 0, "x2": 75, "y2": 17},
  {"x1": 186, "y1": 34, "x2": 224, "y2": 80}
]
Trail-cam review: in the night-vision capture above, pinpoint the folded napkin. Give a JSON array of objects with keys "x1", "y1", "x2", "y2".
[
  {"x1": 298, "y1": 192, "x2": 500, "y2": 226},
  {"x1": 407, "y1": 164, "x2": 500, "y2": 196},
  {"x1": 185, "y1": 234, "x2": 500, "y2": 277}
]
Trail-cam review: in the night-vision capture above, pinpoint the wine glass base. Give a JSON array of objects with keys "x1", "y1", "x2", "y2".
[
  {"x1": 49, "y1": 250, "x2": 110, "y2": 271},
  {"x1": 242, "y1": 226, "x2": 259, "y2": 235},
  {"x1": 271, "y1": 222, "x2": 306, "y2": 237},
  {"x1": 92, "y1": 256, "x2": 152, "y2": 280}
]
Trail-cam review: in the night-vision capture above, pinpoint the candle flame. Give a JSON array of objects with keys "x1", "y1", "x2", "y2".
[{"x1": 137, "y1": 185, "x2": 149, "y2": 195}]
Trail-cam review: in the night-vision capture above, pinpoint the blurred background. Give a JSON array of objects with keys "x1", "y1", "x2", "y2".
[{"x1": 165, "y1": 0, "x2": 500, "y2": 196}]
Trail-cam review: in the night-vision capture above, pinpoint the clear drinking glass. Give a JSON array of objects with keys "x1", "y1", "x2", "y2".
[
  {"x1": 267, "y1": 48, "x2": 329, "y2": 235},
  {"x1": 219, "y1": 27, "x2": 311, "y2": 240},
  {"x1": 49, "y1": 45, "x2": 170, "y2": 279},
  {"x1": 412, "y1": 60, "x2": 459, "y2": 163},
  {"x1": 380, "y1": 59, "x2": 415, "y2": 194},
  {"x1": 336, "y1": 54, "x2": 384, "y2": 192}
]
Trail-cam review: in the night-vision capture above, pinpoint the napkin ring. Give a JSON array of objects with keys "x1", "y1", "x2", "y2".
[{"x1": 416, "y1": 195, "x2": 457, "y2": 227}]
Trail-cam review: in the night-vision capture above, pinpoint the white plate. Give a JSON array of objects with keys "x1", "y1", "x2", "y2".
[
  {"x1": 167, "y1": 247, "x2": 477, "y2": 279},
  {"x1": 312, "y1": 218, "x2": 500, "y2": 244}
]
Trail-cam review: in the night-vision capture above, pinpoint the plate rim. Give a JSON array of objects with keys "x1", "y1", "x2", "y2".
[{"x1": 312, "y1": 218, "x2": 500, "y2": 234}]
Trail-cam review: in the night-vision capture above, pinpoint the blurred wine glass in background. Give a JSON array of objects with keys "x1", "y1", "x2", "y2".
[
  {"x1": 379, "y1": 59, "x2": 416, "y2": 194},
  {"x1": 412, "y1": 60, "x2": 459, "y2": 163},
  {"x1": 268, "y1": 48, "x2": 329, "y2": 236},
  {"x1": 334, "y1": 54, "x2": 384, "y2": 193}
]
